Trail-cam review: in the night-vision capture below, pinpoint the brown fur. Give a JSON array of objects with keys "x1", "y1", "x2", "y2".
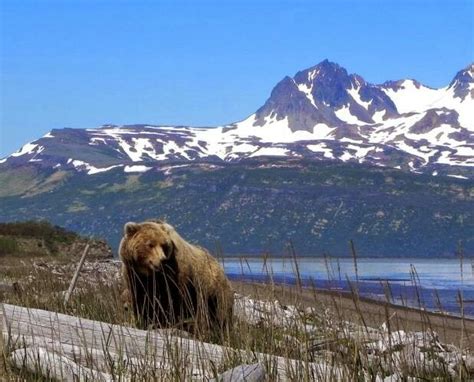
[{"x1": 119, "y1": 220, "x2": 233, "y2": 332}]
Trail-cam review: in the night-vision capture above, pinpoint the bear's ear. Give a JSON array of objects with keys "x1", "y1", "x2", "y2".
[{"x1": 124, "y1": 222, "x2": 140, "y2": 237}]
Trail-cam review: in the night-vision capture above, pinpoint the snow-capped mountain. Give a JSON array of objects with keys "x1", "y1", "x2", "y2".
[{"x1": 2, "y1": 60, "x2": 473, "y2": 178}]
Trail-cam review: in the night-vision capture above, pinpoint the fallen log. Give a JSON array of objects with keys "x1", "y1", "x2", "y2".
[
  {"x1": 8, "y1": 334, "x2": 205, "y2": 380},
  {"x1": 9, "y1": 345, "x2": 113, "y2": 382},
  {"x1": 211, "y1": 363, "x2": 266, "y2": 382},
  {"x1": 2, "y1": 303, "x2": 344, "y2": 380}
]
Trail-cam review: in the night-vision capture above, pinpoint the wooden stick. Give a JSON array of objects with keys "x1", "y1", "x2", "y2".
[{"x1": 63, "y1": 243, "x2": 90, "y2": 306}]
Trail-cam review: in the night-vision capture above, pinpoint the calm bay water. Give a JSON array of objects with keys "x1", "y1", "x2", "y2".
[{"x1": 220, "y1": 257, "x2": 474, "y2": 317}]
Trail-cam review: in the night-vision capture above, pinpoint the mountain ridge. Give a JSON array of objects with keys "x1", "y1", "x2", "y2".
[{"x1": 1, "y1": 60, "x2": 472, "y2": 179}]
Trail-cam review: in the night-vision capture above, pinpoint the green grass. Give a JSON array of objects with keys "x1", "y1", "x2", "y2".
[{"x1": 0, "y1": 237, "x2": 19, "y2": 256}]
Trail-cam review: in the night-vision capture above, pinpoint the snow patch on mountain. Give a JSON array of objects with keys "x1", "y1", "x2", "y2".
[
  {"x1": 381, "y1": 80, "x2": 444, "y2": 113},
  {"x1": 457, "y1": 146, "x2": 474, "y2": 156},
  {"x1": 67, "y1": 158, "x2": 123, "y2": 175},
  {"x1": 11, "y1": 143, "x2": 43, "y2": 157},
  {"x1": 437, "y1": 150, "x2": 474, "y2": 167},
  {"x1": 340, "y1": 151, "x2": 353, "y2": 162},
  {"x1": 433, "y1": 85, "x2": 474, "y2": 129},
  {"x1": 249, "y1": 147, "x2": 289, "y2": 157},
  {"x1": 348, "y1": 86, "x2": 371, "y2": 110},
  {"x1": 297, "y1": 83, "x2": 317, "y2": 108},
  {"x1": 307, "y1": 143, "x2": 334, "y2": 159},
  {"x1": 347, "y1": 144, "x2": 375, "y2": 160},
  {"x1": 372, "y1": 110, "x2": 386, "y2": 123},
  {"x1": 124, "y1": 165, "x2": 152, "y2": 173},
  {"x1": 335, "y1": 106, "x2": 362, "y2": 125}
]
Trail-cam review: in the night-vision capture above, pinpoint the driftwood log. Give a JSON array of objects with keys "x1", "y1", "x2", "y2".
[
  {"x1": 210, "y1": 363, "x2": 266, "y2": 382},
  {"x1": 9, "y1": 346, "x2": 113, "y2": 382},
  {"x1": 1, "y1": 303, "x2": 343, "y2": 380}
]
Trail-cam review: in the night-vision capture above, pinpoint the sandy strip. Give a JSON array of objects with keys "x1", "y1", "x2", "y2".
[{"x1": 232, "y1": 281, "x2": 474, "y2": 348}]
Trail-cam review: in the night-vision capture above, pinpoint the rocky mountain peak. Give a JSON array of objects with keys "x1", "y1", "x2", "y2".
[
  {"x1": 254, "y1": 60, "x2": 398, "y2": 130},
  {"x1": 293, "y1": 60, "x2": 353, "y2": 108},
  {"x1": 296, "y1": 59, "x2": 350, "y2": 82},
  {"x1": 451, "y1": 63, "x2": 474, "y2": 84},
  {"x1": 449, "y1": 63, "x2": 474, "y2": 100}
]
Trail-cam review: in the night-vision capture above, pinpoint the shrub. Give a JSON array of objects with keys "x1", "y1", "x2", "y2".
[
  {"x1": 0, "y1": 236, "x2": 19, "y2": 256},
  {"x1": 0, "y1": 220, "x2": 78, "y2": 247}
]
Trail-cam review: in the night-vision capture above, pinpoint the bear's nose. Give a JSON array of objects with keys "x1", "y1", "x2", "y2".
[{"x1": 148, "y1": 259, "x2": 162, "y2": 270}]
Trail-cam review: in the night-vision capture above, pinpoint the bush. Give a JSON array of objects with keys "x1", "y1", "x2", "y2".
[
  {"x1": 0, "y1": 220, "x2": 77, "y2": 244},
  {"x1": 0, "y1": 236, "x2": 19, "y2": 256}
]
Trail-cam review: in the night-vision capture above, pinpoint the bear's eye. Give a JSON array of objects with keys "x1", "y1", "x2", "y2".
[{"x1": 147, "y1": 242, "x2": 156, "y2": 249}]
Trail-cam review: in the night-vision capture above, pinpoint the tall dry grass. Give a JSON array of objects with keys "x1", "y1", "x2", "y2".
[{"x1": 0, "y1": 245, "x2": 472, "y2": 381}]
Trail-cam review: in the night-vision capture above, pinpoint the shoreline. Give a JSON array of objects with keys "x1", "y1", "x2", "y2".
[
  {"x1": 232, "y1": 280, "x2": 474, "y2": 348},
  {"x1": 227, "y1": 272, "x2": 474, "y2": 316},
  {"x1": 310, "y1": 285, "x2": 474, "y2": 322}
]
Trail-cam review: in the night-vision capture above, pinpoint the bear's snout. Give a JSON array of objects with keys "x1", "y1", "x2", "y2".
[
  {"x1": 147, "y1": 257, "x2": 161, "y2": 270},
  {"x1": 144, "y1": 249, "x2": 166, "y2": 271}
]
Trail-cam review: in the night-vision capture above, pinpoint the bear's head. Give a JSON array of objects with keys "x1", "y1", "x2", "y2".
[{"x1": 120, "y1": 221, "x2": 175, "y2": 276}]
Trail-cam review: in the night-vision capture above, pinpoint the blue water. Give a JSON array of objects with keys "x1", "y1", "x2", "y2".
[{"x1": 220, "y1": 257, "x2": 474, "y2": 318}]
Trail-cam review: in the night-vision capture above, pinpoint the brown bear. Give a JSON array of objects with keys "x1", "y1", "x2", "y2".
[{"x1": 119, "y1": 220, "x2": 233, "y2": 333}]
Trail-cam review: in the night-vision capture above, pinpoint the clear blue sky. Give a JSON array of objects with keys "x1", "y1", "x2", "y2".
[{"x1": 1, "y1": 0, "x2": 473, "y2": 157}]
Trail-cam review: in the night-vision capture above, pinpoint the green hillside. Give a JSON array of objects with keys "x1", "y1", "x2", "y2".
[{"x1": 0, "y1": 160, "x2": 472, "y2": 257}]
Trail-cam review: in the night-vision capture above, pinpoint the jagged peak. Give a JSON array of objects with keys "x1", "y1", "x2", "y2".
[
  {"x1": 450, "y1": 62, "x2": 474, "y2": 87},
  {"x1": 381, "y1": 79, "x2": 431, "y2": 91},
  {"x1": 294, "y1": 59, "x2": 350, "y2": 84},
  {"x1": 448, "y1": 62, "x2": 474, "y2": 101},
  {"x1": 350, "y1": 74, "x2": 367, "y2": 88},
  {"x1": 292, "y1": 60, "x2": 375, "y2": 94}
]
